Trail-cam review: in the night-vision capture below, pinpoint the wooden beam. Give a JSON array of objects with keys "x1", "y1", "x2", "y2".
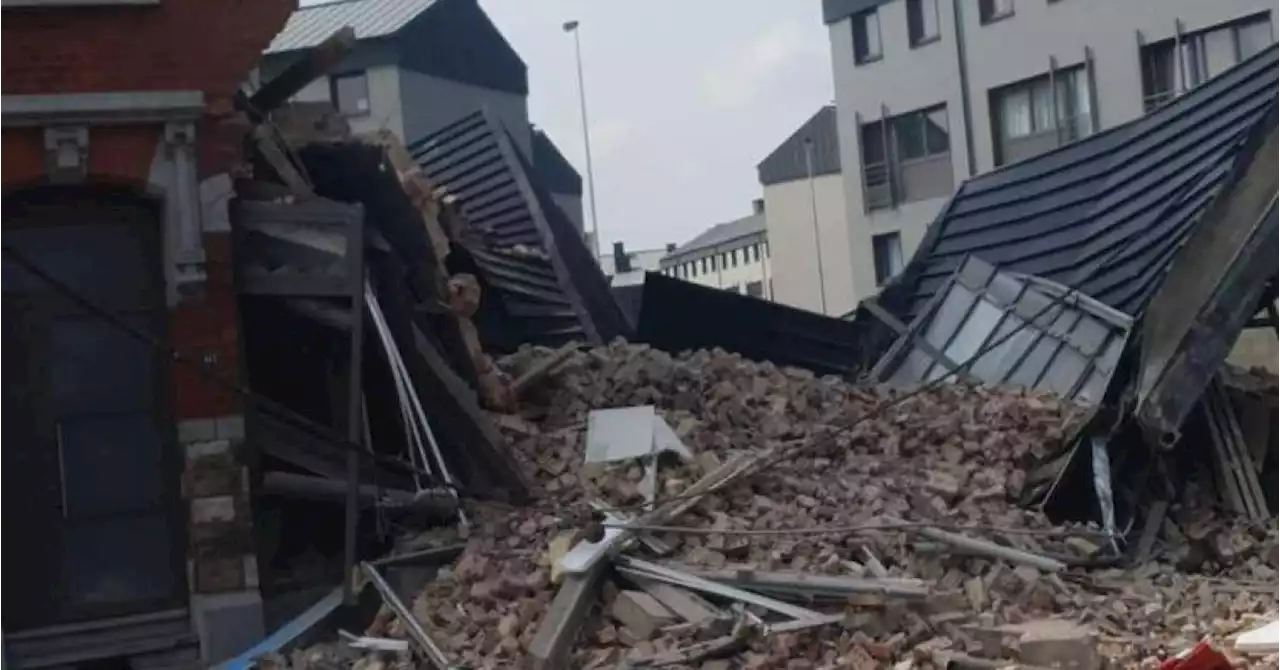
[{"x1": 249, "y1": 27, "x2": 357, "y2": 116}]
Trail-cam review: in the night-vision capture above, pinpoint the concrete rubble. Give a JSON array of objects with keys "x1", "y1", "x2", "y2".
[{"x1": 286, "y1": 343, "x2": 1278, "y2": 669}]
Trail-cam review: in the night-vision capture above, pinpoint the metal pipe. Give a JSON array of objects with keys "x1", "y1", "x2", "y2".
[
  {"x1": 564, "y1": 20, "x2": 601, "y2": 261},
  {"x1": 342, "y1": 267, "x2": 365, "y2": 605},
  {"x1": 360, "y1": 562, "x2": 454, "y2": 668},
  {"x1": 804, "y1": 137, "x2": 828, "y2": 314}
]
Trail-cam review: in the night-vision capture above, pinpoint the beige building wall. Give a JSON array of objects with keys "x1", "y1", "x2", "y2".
[
  {"x1": 762, "y1": 173, "x2": 855, "y2": 315},
  {"x1": 827, "y1": 0, "x2": 1276, "y2": 310}
]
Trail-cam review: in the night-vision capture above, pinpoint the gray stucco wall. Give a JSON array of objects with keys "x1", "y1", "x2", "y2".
[
  {"x1": 286, "y1": 66, "x2": 406, "y2": 140},
  {"x1": 827, "y1": 0, "x2": 1276, "y2": 308},
  {"x1": 398, "y1": 69, "x2": 531, "y2": 157}
]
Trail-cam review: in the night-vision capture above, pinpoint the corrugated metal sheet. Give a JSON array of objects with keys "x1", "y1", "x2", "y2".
[
  {"x1": 757, "y1": 105, "x2": 841, "y2": 187},
  {"x1": 409, "y1": 109, "x2": 632, "y2": 347},
  {"x1": 266, "y1": 0, "x2": 440, "y2": 53},
  {"x1": 411, "y1": 111, "x2": 542, "y2": 247},
  {"x1": 632, "y1": 273, "x2": 870, "y2": 378},
  {"x1": 889, "y1": 46, "x2": 1279, "y2": 322}
]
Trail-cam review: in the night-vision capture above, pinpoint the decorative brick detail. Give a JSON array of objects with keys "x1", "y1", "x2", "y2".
[{"x1": 183, "y1": 417, "x2": 255, "y2": 595}]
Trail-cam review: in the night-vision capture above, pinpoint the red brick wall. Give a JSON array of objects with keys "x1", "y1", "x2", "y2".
[{"x1": 4, "y1": 0, "x2": 294, "y2": 422}]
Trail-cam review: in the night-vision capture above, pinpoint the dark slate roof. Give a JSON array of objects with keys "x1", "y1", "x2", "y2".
[
  {"x1": 267, "y1": 0, "x2": 439, "y2": 52},
  {"x1": 408, "y1": 109, "x2": 631, "y2": 346},
  {"x1": 531, "y1": 128, "x2": 583, "y2": 196},
  {"x1": 264, "y1": 0, "x2": 528, "y2": 96},
  {"x1": 664, "y1": 213, "x2": 766, "y2": 262},
  {"x1": 632, "y1": 273, "x2": 870, "y2": 378},
  {"x1": 757, "y1": 105, "x2": 841, "y2": 186},
  {"x1": 886, "y1": 45, "x2": 1279, "y2": 322},
  {"x1": 822, "y1": 0, "x2": 891, "y2": 25}
]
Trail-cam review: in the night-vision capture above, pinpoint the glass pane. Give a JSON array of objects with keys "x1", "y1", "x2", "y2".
[
  {"x1": 1068, "y1": 315, "x2": 1109, "y2": 356},
  {"x1": 1042, "y1": 347, "x2": 1089, "y2": 396},
  {"x1": 924, "y1": 284, "x2": 978, "y2": 349},
  {"x1": 1000, "y1": 88, "x2": 1033, "y2": 138},
  {"x1": 1238, "y1": 19, "x2": 1274, "y2": 59},
  {"x1": 970, "y1": 314, "x2": 1016, "y2": 382},
  {"x1": 891, "y1": 348, "x2": 934, "y2": 385},
  {"x1": 61, "y1": 413, "x2": 165, "y2": 517},
  {"x1": 50, "y1": 315, "x2": 155, "y2": 415},
  {"x1": 1076, "y1": 369, "x2": 1108, "y2": 405},
  {"x1": 992, "y1": 316, "x2": 1038, "y2": 382},
  {"x1": 895, "y1": 113, "x2": 926, "y2": 160},
  {"x1": 919, "y1": 0, "x2": 939, "y2": 39},
  {"x1": 943, "y1": 298, "x2": 1004, "y2": 367},
  {"x1": 63, "y1": 513, "x2": 175, "y2": 607},
  {"x1": 864, "y1": 12, "x2": 881, "y2": 57},
  {"x1": 924, "y1": 107, "x2": 949, "y2": 155},
  {"x1": 2, "y1": 224, "x2": 153, "y2": 312},
  {"x1": 1032, "y1": 78, "x2": 1056, "y2": 131},
  {"x1": 861, "y1": 122, "x2": 886, "y2": 164},
  {"x1": 1009, "y1": 336, "x2": 1057, "y2": 387}
]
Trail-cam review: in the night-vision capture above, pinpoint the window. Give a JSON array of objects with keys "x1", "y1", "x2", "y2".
[
  {"x1": 731, "y1": 249, "x2": 740, "y2": 268},
  {"x1": 746, "y1": 281, "x2": 764, "y2": 298},
  {"x1": 991, "y1": 66, "x2": 1092, "y2": 166},
  {"x1": 852, "y1": 9, "x2": 882, "y2": 64},
  {"x1": 860, "y1": 104, "x2": 953, "y2": 210},
  {"x1": 872, "y1": 232, "x2": 904, "y2": 286},
  {"x1": 907, "y1": 0, "x2": 940, "y2": 46},
  {"x1": 1140, "y1": 14, "x2": 1273, "y2": 113},
  {"x1": 1140, "y1": 41, "x2": 1178, "y2": 111},
  {"x1": 750, "y1": 244, "x2": 759, "y2": 263},
  {"x1": 1236, "y1": 16, "x2": 1274, "y2": 60},
  {"x1": 331, "y1": 72, "x2": 370, "y2": 116},
  {"x1": 979, "y1": 0, "x2": 1013, "y2": 24}
]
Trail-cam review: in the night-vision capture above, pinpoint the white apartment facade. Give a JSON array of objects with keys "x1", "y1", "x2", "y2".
[
  {"x1": 659, "y1": 203, "x2": 773, "y2": 298},
  {"x1": 823, "y1": 0, "x2": 1276, "y2": 307},
  {"x1": 599, "y1": 242, "x2": 673, "y2": 287},
  {"x1": 757, "y1": 105, "x2": 855, "y2": 316}
]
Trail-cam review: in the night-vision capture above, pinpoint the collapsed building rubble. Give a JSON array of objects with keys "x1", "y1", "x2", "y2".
[
  {"x1": 267, "y1": 344, "x2": 1276, "y2": 669},
  {"x1": 214, "y1": 34, "x2": 1277, "y2": 670}
]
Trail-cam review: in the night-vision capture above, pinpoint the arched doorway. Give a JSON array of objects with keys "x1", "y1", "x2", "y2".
[{"x1": 2, "y1": 184, "x2": 186, "y2": 631}]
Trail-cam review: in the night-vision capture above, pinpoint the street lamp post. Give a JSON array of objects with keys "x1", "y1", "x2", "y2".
[
  {"x1": 562, "y1": 19, "x2": 602, "y2": 262},
  {"x1": 804, "y1": 137, "x2": 828, "y2": 314}
]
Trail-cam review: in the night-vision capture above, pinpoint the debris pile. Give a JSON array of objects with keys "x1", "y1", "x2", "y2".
[{"x1": 313, "y1": 344, "x2": 1278, "y2": 669}]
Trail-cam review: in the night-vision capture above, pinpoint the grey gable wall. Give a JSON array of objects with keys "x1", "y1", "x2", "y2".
[{"x1": 398, "y1": 69, "x2": 531, "y2": 156}]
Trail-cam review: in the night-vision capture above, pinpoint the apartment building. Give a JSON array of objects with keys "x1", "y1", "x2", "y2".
[
  {"x1": 600, "y1": 242, "x2": 673, "y2": 287},
  {"x1": 757, "y1": 105, "x2": 854, "y2": 316},
  {"x1": 823, "y1": 0, "x2": 1276, "y2": 307},
  {"x1": 659, "y1": 202, "x2": 773, "y2": 298}
]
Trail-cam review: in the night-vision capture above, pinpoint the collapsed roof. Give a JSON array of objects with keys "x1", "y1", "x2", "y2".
[
  {"x1": 408, "y1": 109, "x2": 632, "y2": 350},
  {"x1": 879, "y1": 45, "x2": 1278, "y2": 323}
]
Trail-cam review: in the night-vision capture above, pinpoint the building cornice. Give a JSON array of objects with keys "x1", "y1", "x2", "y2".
[{"x1": 2, "y1": 90, "x2": 205, "y2": 127}]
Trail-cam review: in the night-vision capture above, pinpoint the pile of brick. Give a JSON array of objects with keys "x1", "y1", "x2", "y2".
[{"x1": 301, "y1": 343, "x2": 1279, "y2": 669}]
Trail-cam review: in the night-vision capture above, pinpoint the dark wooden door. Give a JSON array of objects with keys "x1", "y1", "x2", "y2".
[
  {"x1": 2, "y1": 195, "x2": 185, "y2": 630},
  {"x1": 2, "y1": 296, "x2": 65, "y2": 629}
]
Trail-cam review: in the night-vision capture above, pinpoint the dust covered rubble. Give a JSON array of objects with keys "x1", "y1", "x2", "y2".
[{"x1": 349, "y1": 343, "x2": 1276, "y2": 669}]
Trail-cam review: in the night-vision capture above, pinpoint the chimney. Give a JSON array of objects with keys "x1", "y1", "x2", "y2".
[
  {"x1": 666, "y1": 243, "x2": 676, "y2": 253},
  {"x1": 613, "y1": 241, "x2": 632, "y2": 273},
  {"x1": 752, "y1": 198, "x2": 765, "y2": 215}
]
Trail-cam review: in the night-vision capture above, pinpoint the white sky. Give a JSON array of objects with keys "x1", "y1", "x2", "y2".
[
  {"x1": 297, "y1": 0, "x2": 836, "y2": 251},
  {"x1": 480, "y1": 0, "x2": 834, "y2": 251}
]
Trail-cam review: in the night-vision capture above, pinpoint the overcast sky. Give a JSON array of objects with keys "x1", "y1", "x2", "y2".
[{"x1": 479, "y1": 0, "x2": 835, "y2": 251}]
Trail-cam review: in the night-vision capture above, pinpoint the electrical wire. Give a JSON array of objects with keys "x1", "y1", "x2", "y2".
[
  {"x1": 2, "y1": 231, "x2": 1135, "y2": 524},
  {"x1": 602, "y1": 521, "x2": 1115, "y2": 539}
]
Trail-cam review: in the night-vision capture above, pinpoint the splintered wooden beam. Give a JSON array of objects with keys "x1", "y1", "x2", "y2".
[
  {"x1": 251, "y1": 124, "x2": 312, "y2": 194},
  {"x1": 251, "y1": 26, "x2": 357, "y2": 115},
  {"x1": 366, "y1": 130, "x2": 511, "y2": 410},
  {"x1": 523, "y1": 565, "x2": 606, "y2": 670}
]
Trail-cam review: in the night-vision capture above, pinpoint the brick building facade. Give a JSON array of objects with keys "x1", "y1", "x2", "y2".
[{"x1": 2, "y1": 0, "x2": 293, "y2": 665}]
